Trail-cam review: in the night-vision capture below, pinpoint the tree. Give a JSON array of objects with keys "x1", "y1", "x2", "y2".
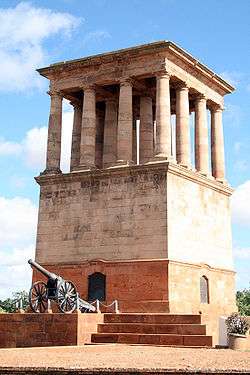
[
  {"x1": 0, "y1": 290, "x2": 29, "y2": 313},
  {"x1": 236, "y1": 287, "x2": 250, "y2": 316}
]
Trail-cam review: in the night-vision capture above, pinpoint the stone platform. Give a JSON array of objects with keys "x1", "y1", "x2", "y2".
[
  {"x1": 0, "y1": 313, "x2": 212, "y2": 348},
  {"x1": 0, "y1": 345, "x2": 249, "y2": 374},
  {"x1": 0, "y1": 313, "x2": 103, "y2": 348}
]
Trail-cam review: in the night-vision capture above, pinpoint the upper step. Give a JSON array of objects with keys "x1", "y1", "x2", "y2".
[
  {"x1": 104, "y1": 314, "x2": 201, "y2": 325},
  {"x1": 98, "y1": 323, "x2": 206, "y2": 335}
]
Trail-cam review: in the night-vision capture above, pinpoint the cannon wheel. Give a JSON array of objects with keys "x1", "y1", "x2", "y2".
[
  {"x1": 29, "y1": 281, "x2": 48, "y2": 313},
  {"x1": 57, "y1": 281, "x2": 77, "y2": 313}
]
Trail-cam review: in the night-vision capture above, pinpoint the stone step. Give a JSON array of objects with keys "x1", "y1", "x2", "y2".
[
  {"x1": 98, "y1": 323, "x2": 206, "y2": 335},
  {"x1": 103, "y1": 313, "x2": 201, "y2": 325},
  {"x1": 91, "y1": 333, "x2": 212, "y2": 347}
]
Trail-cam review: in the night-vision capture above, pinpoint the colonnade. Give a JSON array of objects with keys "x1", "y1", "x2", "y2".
[{"x1": 45, "y1": 73, "x2": 225, "y2": 181}]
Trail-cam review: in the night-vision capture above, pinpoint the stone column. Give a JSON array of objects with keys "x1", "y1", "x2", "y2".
[
  {"x1": 70, "y1": 101, "x2": 82, "y2": 171},
  {"x1": 95, "y1": 106, "x2": 105, "y2": 169},
  {"x1": 79, "y1": 86, "x2": 96, "y2": 169},
  {"x1": 116, "y1": 79, "x2": 133, "y2": 165},
  {"x1": 103, "y1": 99, "x2": 118, "y2": 168},
  {"x1": 155, "y1": 72, "x2": 172, "y2": 159},
  {"x1": 132, "y1": 119, "x2": 137, "y2": 164},
  {"x1": 176, "y1": 83, "x2": 191, "y2": 167},
  {"x1": 44, "y1": 90, "x2": 63, "y2": 174},
  {"x1": 140, "y1": 96, "x2": 153, "y2": 163},
  {"x1": 211, "y1": 105, "x2": 225, "y2": 181},
  {"x1": 195, "y1": 95, "x2": 209, "y2": 174}
]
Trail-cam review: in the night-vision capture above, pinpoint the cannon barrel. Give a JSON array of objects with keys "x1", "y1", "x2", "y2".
[{"x1": 28, "y1": 259, "x2": 58, "y2": 281}]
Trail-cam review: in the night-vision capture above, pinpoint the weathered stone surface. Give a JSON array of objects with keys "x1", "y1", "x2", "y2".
[
  {"x1": 176, "y1": 84, "x2": 190, "y2": 167},
  {"x1": 103, "y1": 99, "x2": 117, "y2": 167},
  {"x1": 33, "y1": 42, "x2": 236, "y2": 347},
  {"x1": 117, "y1": 80, "x2": 133, "y2": 164},
  {"x1": 139, "y1": 97, "x2": 153, "y2": 163},
  {"x1": 195, "y1": 95, "x2": 209, "y2": 174},
  {"x1": 79, "y1": 87, "x2": 96, "y2": 168},
  {"x1": 70, "y1": 103, "x2": 82, "y2": 171},
  {"x1": 0, "y1": 313, "x2": 103, "y2": 348},
  {"x1": 44, "y1": 91, "x2": 63, "y2": 174},
  {"x1": 211, "y1": 105, "x2": 225, "y2": 181},
  {"x1": 155, "y1": 73, "x2": 172, "y2": 159}
]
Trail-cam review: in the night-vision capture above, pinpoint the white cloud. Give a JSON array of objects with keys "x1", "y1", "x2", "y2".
[
  {"x1": 231, "y1": 180, "x2": 250, "y2": 227},
  {"x1": 23, "y1": 127, "x2": 48, "y2": 168},
  {"x1": 0, "y1": 246, "x2": 34, "y2": 299},
  {"x1": 0, "y1": 101, "x2": 73, "y2": 173},
  {"x1": 0, "y1": 196, "x2": 38, "y2": 299},
  {"x1": 0, "y1": 139, "x2": 22, "y2": 155},
  {"x1": 0, "y1": 196, "x2": 37, "y2": 247},
  {"x1": 0, "y1": 2, "x2": 81, "y2": 92}
]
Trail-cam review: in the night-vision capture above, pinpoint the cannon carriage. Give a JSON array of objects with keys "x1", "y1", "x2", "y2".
[{"x1": 28, "y1": 259, "x2": 96, "y2": 314}]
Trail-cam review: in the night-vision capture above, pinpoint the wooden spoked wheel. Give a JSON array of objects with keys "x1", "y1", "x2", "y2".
[
  {"x1": 29, "y1": 281, "x2": 48, "y2": 313},
  {"x1": 57, "y1": 281, "x2": 77, "y2": 313}
]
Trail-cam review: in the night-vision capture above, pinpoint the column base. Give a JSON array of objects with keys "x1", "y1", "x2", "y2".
[
  {"x1": 177, "y1": 162, "x2": 192, "y2": 170},
  {"x1": 148, "y1": 154, "x2": 176, "y2": 164},
  {"x1": 72, "y1": 164, "x2": 97, "y2": 172},
  {"x1": 215, "y1": 177, "x2": 227, "y2": 184},
  {"x1": 40, "y1": 167, "x2": 62, "y2": 176},
  {"x1": 111, "y1": 160, "x2": 135, "y2": 168}
]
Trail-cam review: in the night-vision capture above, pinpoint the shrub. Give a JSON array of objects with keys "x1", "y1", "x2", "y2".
[
  {"x1": 236, "y1": 288, "x2": 250, "y2": 316},
  {"x1": 226, "y1": 312, "x2": 250, "y2": 335}
]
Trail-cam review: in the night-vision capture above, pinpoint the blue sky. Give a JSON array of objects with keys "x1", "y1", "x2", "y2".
[{"x1": 0, "y1": 0, "x2": 249, "y2": 298}]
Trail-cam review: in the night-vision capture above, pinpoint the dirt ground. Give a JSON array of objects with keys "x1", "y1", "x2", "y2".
[{"x1": 0, "y1": 345, "x2": 249, "y2": 373}]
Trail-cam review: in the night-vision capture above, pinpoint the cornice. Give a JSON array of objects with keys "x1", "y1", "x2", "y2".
[
  {"x1": 35, "y1": 161, "x2": 233, "y2": 196},
  {"x1": 37, "y1": 40, "x2": 234, "y2": 95},
  {"x1": 37, "y1": 258, "x2": 236, "y2": 274},
  {"x1": 167, "y1": 162, "x2": 234, "y2": 196}
]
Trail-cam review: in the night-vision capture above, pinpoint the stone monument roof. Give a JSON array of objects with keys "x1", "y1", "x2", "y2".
[{"x1": 37, "y1": 40, "x2": 234, "y2": 94}]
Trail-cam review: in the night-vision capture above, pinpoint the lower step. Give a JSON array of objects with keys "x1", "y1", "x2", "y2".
[
  {"x1": 98, "y1": 323, "x2": 206, "y2": 335},
  {"x1": 91, "y1": 333, "x2": 212, "y2": 347}
]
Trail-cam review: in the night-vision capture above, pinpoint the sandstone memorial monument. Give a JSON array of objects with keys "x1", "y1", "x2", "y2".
[{"x1": 0, "y1": 41, "x2": 237, "y2": 348}]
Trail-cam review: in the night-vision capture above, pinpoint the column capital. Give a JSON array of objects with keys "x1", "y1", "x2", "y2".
[
  {"x1": 70, "y1": 99, "x2": 81, "y2": 109},
  {"x1": 156, "y1": 70, "x2": 171, "y2": 80},
  {"x1": 120, "y1": 77, "x2": 133, "y2": 87},
  {"x1": 210, "y1": 102, "x2": 224, "y2": 112},
  {"x1": 195, "y1": 93, "x2": 207, "y2": 102},
  {"x1": 47, "y1": 90, "x2": 63, "y2": 100},
  {"x1": 175, "y1": 81, "x2": 189, "y2": 91},
  {"x1": 81, "y1": 84, "x2": 96, "y2": 92}
]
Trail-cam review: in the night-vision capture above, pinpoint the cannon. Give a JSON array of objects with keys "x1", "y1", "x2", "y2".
[{"x1": 28, "y1": 259, "x2": 96, "y2": 314}]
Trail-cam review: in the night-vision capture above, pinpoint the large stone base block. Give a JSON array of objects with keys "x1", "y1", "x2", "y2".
[
  {"x1": 0, "y1": 313, "x2": 103, "y2": 348},
  {"x1": 32, "y1": 259, "x2": 169, "y2": 313},
  {"x1": 168, "y1": 260, "x2": 236, "y2": 346}
]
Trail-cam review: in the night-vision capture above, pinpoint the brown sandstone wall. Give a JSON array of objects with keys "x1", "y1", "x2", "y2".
[
  {"x1": 0, "y1": 313, "x2": 103, "y2": 348},
  {"x1": 32, "y1": 259, "x2": 169, "y2": 309},
  {"x1": 167, "y1": 170, "x2": 234, "y2": 270},
  {"x1": 168, "y1": 260, "x2": 236, "y2": 346},
  {"x1": 36, "y1": 168, "x2": 168, "y2": 265}
]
